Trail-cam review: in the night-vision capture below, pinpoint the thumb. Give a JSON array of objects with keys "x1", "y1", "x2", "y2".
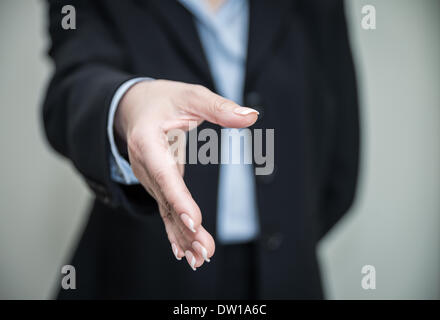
[{"x1": 181, "y1": 84, "x2": 259, "y2": 128}]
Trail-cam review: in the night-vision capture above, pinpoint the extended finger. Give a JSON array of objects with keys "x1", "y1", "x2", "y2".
[{"x1": 180, "y1": 84, "x2": 259, "y2": 129}]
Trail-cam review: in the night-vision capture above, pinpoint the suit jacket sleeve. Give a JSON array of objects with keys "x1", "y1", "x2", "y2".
[
  {"x1": 303, "y1": 0, "x2": 360, "y2": 238},
  {"x1": 42, "y1": 0, "x2": 156, "y2": 214}
]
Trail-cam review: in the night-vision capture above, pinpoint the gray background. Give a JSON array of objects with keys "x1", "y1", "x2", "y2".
[{"x1": 0, "y1": 0, "x2": 439, "y2": 299}]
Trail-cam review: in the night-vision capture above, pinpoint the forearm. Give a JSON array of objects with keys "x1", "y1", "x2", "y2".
[{"x1": 42, "y1": 0, "x2": 154, "y2": 211}]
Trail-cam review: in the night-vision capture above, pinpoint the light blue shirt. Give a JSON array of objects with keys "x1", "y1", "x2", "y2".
[{"x1": 107, "y1": 0, "x2": 259, "y2": 244}]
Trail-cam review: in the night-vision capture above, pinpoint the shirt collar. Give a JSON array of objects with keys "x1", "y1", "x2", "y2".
[{"x1": 178, "y1": 0, "x2": 246, "y2": 34}]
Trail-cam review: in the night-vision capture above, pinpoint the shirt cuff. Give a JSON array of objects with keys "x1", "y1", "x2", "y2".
[{"x1": 107, "y1": 77, "x2": 152, "y2": 184}]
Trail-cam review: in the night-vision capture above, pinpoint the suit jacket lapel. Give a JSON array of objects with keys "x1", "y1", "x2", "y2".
[
  {"x1": 139, "y1": 0, "x2": 215, "y2": 89},
  {"x1": 133, "y1": 0, "x2": 293, "y2": 93},
  {"x1": 245, "y1": 0, "x2": 293, "y2": 88}
]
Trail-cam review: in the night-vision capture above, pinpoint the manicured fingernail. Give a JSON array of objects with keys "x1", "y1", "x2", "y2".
[
  {"x1": 185, "y1": 250, "x2": 197, "y2": 271},
  {"x1": 180, "y1": 213, "x2": 196, "y2": 233},
  {"x1": 171, "y1": 243, "x2": 181, "y2": 260},
  {"x1": 234, "y1": 107, "x2": 259, "y2": 116},
  {"x1": 192, "y1": 241, "x2": 210, "y2": 262}
]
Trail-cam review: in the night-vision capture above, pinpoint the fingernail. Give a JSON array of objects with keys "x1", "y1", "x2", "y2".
[
  {"x1": 234, "y1": 107, "x2": 259, "y2": 116},
  {"x1": 185, "y1": 250, "x2": 197, "y2": 271},
  {"x1": 192, "y1": 241, "x2": 210, "y2": 262},
  {"x1": 180, "y1": 213, "x2": 196, "y2": 233},
  {"x1": 171, "y1": 243, "x2": 181, "y2": 260}
]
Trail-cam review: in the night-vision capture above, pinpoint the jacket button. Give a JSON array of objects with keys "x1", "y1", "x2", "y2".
[
  {"x1": 265, "y1": 232, "x2": 284, "y2": 251},
  {"x1": 256, "y1": 164, "x2": 277, "y2": 184},
  {"x1": 101, "y1": 195, "x2": 112, "y2": 205},
  {"x1": 245, "y1": 92, "x2": 264, "y2": 119},
  {"x1": 86, "y1": 179, "x2": 113, "y2": 205}
]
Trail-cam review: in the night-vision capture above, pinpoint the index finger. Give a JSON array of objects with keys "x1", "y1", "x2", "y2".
[{"x1": 134, "y1": 128, "x2": 203, "y2": 232}]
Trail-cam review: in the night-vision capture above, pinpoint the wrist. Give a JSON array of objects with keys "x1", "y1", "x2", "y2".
[{"x1": 114, "y1": 80, "x2": 150, "y2": 144}]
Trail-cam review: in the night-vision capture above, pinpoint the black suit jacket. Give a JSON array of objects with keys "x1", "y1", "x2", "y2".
[{"x1": 42, "y1": 0, "x2": 359, "y2": 299}]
